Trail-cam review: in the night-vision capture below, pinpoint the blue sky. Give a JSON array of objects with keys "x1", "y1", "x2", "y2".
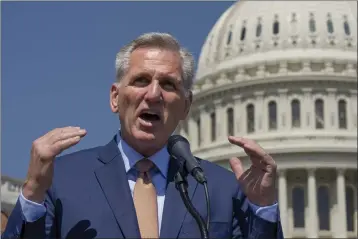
[{"x1": 1, "y1": 1, "x2": 234, "y2": 179}]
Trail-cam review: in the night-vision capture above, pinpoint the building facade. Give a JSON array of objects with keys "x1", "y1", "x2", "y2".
[{"x1": 176, "y1": 1, "x2": 357, "y2": 238}]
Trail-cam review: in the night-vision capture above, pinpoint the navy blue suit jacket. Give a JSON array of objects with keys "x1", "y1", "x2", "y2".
[{"x1": 3, "y1": 136, "x2": 284, "y2": 239}]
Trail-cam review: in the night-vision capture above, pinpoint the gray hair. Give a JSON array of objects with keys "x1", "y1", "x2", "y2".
[{"x1": 115, "y1": 32, "x2": 195, "y2": 92}]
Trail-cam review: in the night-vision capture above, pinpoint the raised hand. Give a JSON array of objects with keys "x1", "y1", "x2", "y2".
[
  {"x1": 228, "y1": 136, "x2": 277, "y2": 206},
  {"x1": 23, "y1": 127, "x2": 87, "y2": 203}
]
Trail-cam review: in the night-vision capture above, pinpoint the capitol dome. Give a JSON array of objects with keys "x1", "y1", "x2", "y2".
[{"x1": 177, "y1": 1, "x2": 357, "y2": 238}]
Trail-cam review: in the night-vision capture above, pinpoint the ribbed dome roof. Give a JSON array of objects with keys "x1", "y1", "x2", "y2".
[{"x1": 196, "y1": 0, "x2": 357, "y2": 81}]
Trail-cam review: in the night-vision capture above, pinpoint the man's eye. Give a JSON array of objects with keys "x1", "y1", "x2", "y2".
[
  {"x1": 161, "y1": 81, "x2": 176, "y2": 91},
  {"x1": 133, "y1": 77, "x2": 149, "y2": 87}
]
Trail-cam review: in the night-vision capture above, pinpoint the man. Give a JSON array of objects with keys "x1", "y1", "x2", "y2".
[{"x1": 2, "y1": 33, "x2": 284, "y2": 239}]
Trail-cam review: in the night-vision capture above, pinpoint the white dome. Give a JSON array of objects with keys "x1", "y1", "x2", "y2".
[
  {"x1": 196, "y1": 0, "x2": 357, "y2": 81},
  {"x1": 177, "y1": 3, "x2": 357, "y2": 238}
]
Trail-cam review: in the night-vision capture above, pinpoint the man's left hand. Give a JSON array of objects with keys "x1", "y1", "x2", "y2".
[{"x1": 228, "y1": 136, "x2": 277, "y2": 207}]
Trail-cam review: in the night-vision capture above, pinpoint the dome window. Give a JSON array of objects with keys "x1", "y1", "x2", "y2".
[
  {"x1": 344, "y1": 19, "x2": 351, "y2": 36},
  {"x1": 315, "y1": 99, "x2": 324, "y2": 129},
  {"x1": 292, "y1": 186, "x2": 305, "y2": 228},
  {"x1": 338, "y1": 99, "x2": 347, "y2": 129},
  {"x1": 268, "y1": 101, "x2": 277, "y2": 130},
  {"x1": 326, "y1": 14, "x2": 334, "y2": 33},
  {"x1": 318, "y1": 186, "x2": 330, "y2": 231},
  {"x1": 227, "y1": 108, "x2": 234, "y2": 136},
  {"x1": 256, "y1": 17, "x2": 262, "y2": 37},
  {"x1": 291, "y1": 99, "x2": 301, "y2": 128},
  {"x1": 240, "y1": 26, "x2": 246, "y2": 41},
  {"x1": 309, "y1": 13, "x2": 316, "y2": 33},
  {"x1": 227, "y1": 30, "x2": 232, "y2": 45},
  {"x1": 246, "y1": 104, "x2": 255, "y2": 133},
  {"x1": 210, "y1": 112, "x2": 216, "y2": 141},
  {"x1": 273, "y1": 15, "x2": 279, "y2": 35},
  {"x1": 346, "y1": 186, "x2": 356, "y2": 232}
]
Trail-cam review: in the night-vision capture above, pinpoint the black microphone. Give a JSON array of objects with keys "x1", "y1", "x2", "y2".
[{"x1": 167, "y1": 135, "x2": 207, "y2": 184}]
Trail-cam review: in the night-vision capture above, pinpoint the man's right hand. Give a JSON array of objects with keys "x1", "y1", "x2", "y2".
[{"x1": 22, "y1": 126, "x2": 87, "y2": 203}]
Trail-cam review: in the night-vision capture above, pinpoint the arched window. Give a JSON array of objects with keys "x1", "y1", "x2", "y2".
[
  {"x1": 268, "y1": 101, "x2": 277, "y2": 130},
  {"x1": 196, "y1": 118, "x2": 201, "y2": 146},
  {"x1": 210, "y1": 112, "x2": 216, "y2": 141},
  {"x1": 273, "y1": 15, "x2": 279, "y2": 35},
  {"x1": 317, "y1": 186, "x2": 330, "y2": 230},
  {"x1": 309, "y1": 15, "x2": 316, "y2": 33},
  {"x1": 327, "y1": 19, "x2": 334, "y2": 33},
  {"x1": 247, "y1": 104, "x2": 255, "y2": 133},
  {"x1": 315, "y1": 99, "x2": 324, "y2": 129},
  {"x1": 291, "y1": 99, "x2": 301, "y2": 128},
  {"x1": 240, "y1": 26, "x2": 246, "y2": 41},
  {"x1": 227, "y1": 30, "x2": 232, "y2": 45},
  {"x1": 227, "y1": 108, "x2": 234, "y2": 136},
  {"x1": 346, "y1": 186, "x2": 355, "y2": 232},
  {"x1": 344, "y1": 20, "x2": 351, "y2": 36},
  {"x1": 338, "y1": 99, "x2": 347, "y2": 129},
  {"x1": 292, "y1": 186, "x2": 305, "y2": 228},
  {"x1": 256, "y1": 21, "x2": 262, "y2": 37}
]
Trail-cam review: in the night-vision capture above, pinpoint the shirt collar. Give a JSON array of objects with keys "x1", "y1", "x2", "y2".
[{"x1": 116, "y1": 131, "x2": 169, "y2": 179}]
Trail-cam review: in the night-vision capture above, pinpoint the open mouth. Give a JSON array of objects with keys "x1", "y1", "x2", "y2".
[{"x1": 139, "y1": 111, "x2": 161, "y2": 122}]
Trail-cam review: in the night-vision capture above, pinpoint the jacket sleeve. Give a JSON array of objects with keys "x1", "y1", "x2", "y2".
[
  {"x1": 1, "y1": 188, "x2": 58, "y2": 239},
  {"x1": 231, "y1": 187, "x2": 284, "y2": 239}
]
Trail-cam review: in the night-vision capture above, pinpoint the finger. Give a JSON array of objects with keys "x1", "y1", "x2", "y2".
[
  {"x1": 229, "y1": 136, "x2": 274, "y2": 165},
  {"x1": 49, "y1": 127, "x2": 86, "y2": 144},
  {"x1": 228, "y1": 136, "x2": 246, "y2": 147},
  {"x1": 52, "y1": 136, "x2": 83, "y2": 155},
  {"x1": 229, "y1": 157, "x2": 244, "y2": 180},
  {"x1": 41, "y1": 126, "x2": 81, "y2": 142}
]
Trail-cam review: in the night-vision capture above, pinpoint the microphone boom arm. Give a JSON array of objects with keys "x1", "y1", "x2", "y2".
[{"x1": 174, "y1": 171, "x2": 209, "y2": 239}]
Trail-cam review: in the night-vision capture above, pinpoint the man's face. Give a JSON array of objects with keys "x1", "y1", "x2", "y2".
[{"x1": 110, "y1": 47, "x2": 191, "y2": 155}]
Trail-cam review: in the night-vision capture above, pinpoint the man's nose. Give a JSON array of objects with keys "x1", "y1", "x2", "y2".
[{"x1": 145, "y1": 81, "x2": 162, "y2": 102}]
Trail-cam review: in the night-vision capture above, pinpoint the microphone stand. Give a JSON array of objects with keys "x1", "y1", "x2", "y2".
[{"x1": 174, "y1": 171, "x2": 209, "y2": 239}]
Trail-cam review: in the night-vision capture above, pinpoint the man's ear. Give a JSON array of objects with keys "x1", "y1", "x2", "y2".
[
  {"x1": 182, "y1": 90, "x2": 193, "y2": 120},
  {"x1": 110, "y1": 83, "x2": 120, "y2": 113}
]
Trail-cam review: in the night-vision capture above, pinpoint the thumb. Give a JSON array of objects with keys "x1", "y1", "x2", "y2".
[{"x1": 229, "y1": 157, "x2": 244, "y2": 180}]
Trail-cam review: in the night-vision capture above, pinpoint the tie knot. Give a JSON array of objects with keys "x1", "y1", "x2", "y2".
[{"x1": 136, "y1": 159, "x2": 154, "y2": 173}]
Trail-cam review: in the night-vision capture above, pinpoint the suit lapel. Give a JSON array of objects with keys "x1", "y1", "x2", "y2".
[
  {"x1": 94, "y1": 138, "x2": 140, "y2": 239},
  {"x1": 160, "y1": 157, "x2": 198, "y2": 238}
]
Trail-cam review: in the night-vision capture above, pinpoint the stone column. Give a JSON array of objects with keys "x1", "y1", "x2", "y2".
[
  {"x1": 199, "y1": 105, "x2": 210, "y2": 146},
  {"x1": 233, "y1": 95, "x2": 241, "y2": 135},
  {"x1": 188, "y1": 116, "x2": 198, "y2": 150},
  {"x1": 278, "y1": 170, "x2": 288, "y2": 236},
  {"x1": 326, "y1": 88, "x2": 337, "y2": 129},
  {"x1": 349, "y1": 89, "x2": 357, "y2": 129},
  {"x1": 214, "y1": 100, "x2": 226, "y2": 142},
  {"x1": 307, "y1": 169, "x2": 318, "y2": 238},
  {"x1": 302, "y1": 88, "x2": 313, "y2": 130},
  {"x1": 254, "y1": 91, "x2": 264, "y2": 133},
  {"x1": 336, "y1": 169, "x2": 347, "y2": 238},
  {"x1": 278, "y1": 89, "x2": 289, "y2": 131}
]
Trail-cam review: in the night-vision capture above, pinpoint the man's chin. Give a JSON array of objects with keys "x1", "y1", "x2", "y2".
[{"x1": 132, "y1": 129, "x2": 159, "y2": 142}]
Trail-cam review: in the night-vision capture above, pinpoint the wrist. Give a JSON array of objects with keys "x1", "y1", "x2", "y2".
[{"x1": 22, "y1": 179, "x2": 47, "y2": 203}]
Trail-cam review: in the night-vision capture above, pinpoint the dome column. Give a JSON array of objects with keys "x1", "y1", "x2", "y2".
[
  {"x1": 254, "y1": 91, "x2": 264, "y2": 134},
  {"x1": 214, "y1": 99, "x2": 227, "y2": 142},
  {"x1": 278, "y1": 89, "x2": 289, "y2": 131},
  {"x1": 233, "y1": 95, "x2": 242, "y2": 135},
  {"x1": 326, "y1": 88, "x2": 337, "y2": 129},
  {"x1": 278, "y1": 170, "x2": 288, "y2": 236},
  {"x1": 307, "y1": 168, "x2": 318, "y2": 238},
  {"x1": 335, "y1": 169, "x2": 347, "y2": 238},
  {"x1": 199, "y1": 105, "x2": 211, "y2": 146},
  {"x1": 302, "y1": 88, "x2": 313, "y2": 130},
  {"x1": 349, "y1": 89, "x2": 357, "y2": 130},
  {"x1": 188, "y1": 116, "x2": 198, "y2": 150}
]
